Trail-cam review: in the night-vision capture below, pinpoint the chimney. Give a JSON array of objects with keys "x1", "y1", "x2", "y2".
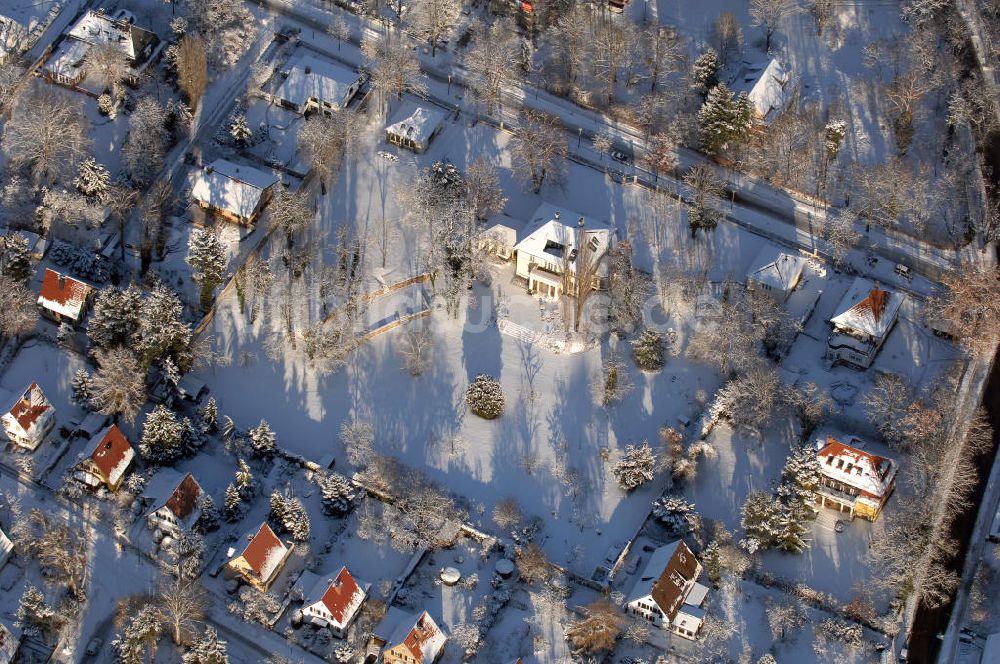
[
  {"x1": 58, "y1": 274, "x2": 65, "y2": 289},
  {"x1": 577, "y1": 216, "x2": 585, "y2": 228},
  {"x1": 553, "y1": 211, "x2": 560, "y2": 220},
  {"x1": 305, "y1": 66, "x2": 312, "y2": 74}
]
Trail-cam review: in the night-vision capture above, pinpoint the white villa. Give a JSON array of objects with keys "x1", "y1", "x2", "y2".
[
  {"x1": 479, "y1": 214, "x2": 519, "y2": 261},
  {"x1": 190, "y1": 159, "x2": 279, "y2": 226},
  {"x1": 815, "y1": 434, "x2": 897, "y2": 521},
  {"x1": 144, "y1": 471, "x2": 203, "y2": 537},
  {"x1": 301, "y1": 566, "x2": 369, "y2": 637},
  {"x1": 269, "y1": 52, "x2": 363, "y2": 115},
  {"x1": 732, "y1": 58, "x2": 793, "y2": 123},
  {"x1": 513, "y1": 203, "x2": 614, "y2": 299},
  {"x1": 385, "y1": 104, "x2": 446, "y2": 153},
  {"x1": 827, "y1": 278, "x2": 904, "y2": 369},
  {"x1": 1, "y1": 382, "x2": 55, "y2": 450},
  {"x1": 746, "y1": 247, "x2": 806, "y2": 302},
  {"x1": 625, "y1": 539, "x2": 709, "y2": 640}
]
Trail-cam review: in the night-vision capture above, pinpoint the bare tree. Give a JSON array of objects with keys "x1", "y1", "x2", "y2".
[
  {"x1": 328, "y1": 16, "x2": 351, "y2": 51},
  {"x1": 565, "y1": 599, "x2": 625, "y2": 656},
  {"x1": 465, "y1": 156, "x2": 506, "y2": 220},
  {"x1": 85, "y1": 42, "x2": 131, "y2": 100},
  {"x1": 340, "y1": 418, "x2": 375, "y2": 468},
  {"x1": 712, "y1": 12, "x2": 744, "y2": 66},
  {"x1": 464, "y1": 19, "x2": 519, "y2": 116},
  {"x1": 492, "y1": 496, "x2": 523, "y2": 531},
  {"x1": 396, "y1": 325, "x2": 434, "y2": 376},
  {"x1": 157, "y1": 578, "x2": 206, "y2": 645},
  {"x1": 646, "y1": 25, "x2": 685, "y2": 94},
  {"x1": 511, "y1": 109, "x2": 567, "y2": 194},
  {"x1": 516, "y1": 543, "x2": 552, "y2": 583},
  {"x1": 90, "y1": 348, "x2": 147, "y2": 424},
  {"x1": 684, "y1": 164, "x2": 724, "y2": 238},
  {"x1": 3, "y1": 86, "x2": 91, "y2": 185},
  {"x1": 176, "y1": 35, "x2": 208, "y2": 111},
  {"x1": 22, "y1": 510, "x2": 88, "y2": 598},
  {"x1": 123, "y1": 96, "x2": 169, "y2": 186},
  {"x1": 591, "y1": 14, "x2": 636, "y2": 106},
  {"x1": 821, "y1": 209, "x2": 860, "y2": 266},
  {"x1": 749, "y1": 0, "x2": 792, "y2": 53},
  {"x1": 411, "y1": 0, "x2": 459, "y2": 57},
  {"x1": 0, "y1": 61, "x2": 24, "y2": 112},
  {"x1": 297, "y1": 110, "x2": 359, "y2": 191},
  {"x1": 926, "y1": 262, "x2": 1000, "y2": 355},
  {"x1": 0, "y1": 276, "x2": 37, "y2": 343},
  {"x1": 267, "y1": 188, "x2": 313, "y2": 248},
  {"x1": 808, "y1": 0, "x2": 835, "y2": 35},
  {"x1": 362, "y1": 33, "x2": 425, "y2": 114},
  {"x1": 764, "y1": 596, "x2": 807, "y2": 641},
  {"x1": 716, "y1": 366, "x2": 781, "y2": 433}
]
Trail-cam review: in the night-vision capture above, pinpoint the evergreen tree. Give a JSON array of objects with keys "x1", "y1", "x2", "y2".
[
  {"x1": 73, "y1": 157, "x2": 111, "y2": 199},
  {"x1": 740, "y1": 490, "x2": 778, "y2": 553},
  {"x1": 248, "y1": 419, "x2": 276, "y2": 458},
  {"x1": 223, "y1": 483, "x2": 241, "y2": 521},
  {"x1": 631, "y1": 330, "x2": 666, "y2": 371},
  {"x1": 229, "y1": 114, "x2": 252, "y2": 146},
  {"x1": 698, "y1": 84, "x2": 741, "y2": 155},
  {"x1": 234, "y1": 458, "x2": 254, "y2": 499},
  {"x1": 139, "y1": 405, "x2": 184, "y2": 464},
  {"x1": 88, "y1": 283, "x2": 143, "y2": 353},
  {"x1": 702, "y1": 540, "x2": 723, "y2": 587},
  {"x1": 179, "y1": 416, "x2": 205, "y2": 455},
  {"x1": 270, "y1": 488, "x2": 311, "y2": 542},
  {"x1": 71, "y1": 369, "x2": 94, "y2": 410},
  {"x1": 195, "y1": 494, "x2": 219, "y2": 532},
  {"x1": 691, "y1": 49, "x2": 720, "y2": 95},
  {"x1": 138, "y1": 283, "x2": 192, "y2": 371},
  {"x1": 113, "y1": 605, "x2": 161, "y2": 664},
  {"x1": 199, "y1": 397, "x2": 218, "y2": 433},
  {"x1": 187, "y1": 228, "x2": 227, "y2": 312},
  {"x1": 466, "y1": 374, "x2": 505, "y2": 419},
  {"x1": 825, "y1": 120, "x2": 847, "y2": 161},
  {"x1": 612, "y1": 443, "x2": 656, "y2": 491},
  {"x1": 651, "y1": 495, "x2": 699, "y2": 534},
  {"x1": 15, "y1": 585, "x2": 54, "y2": 635},
  {"x1": 772, "y1": 501, "x2": 809, "y2": 553},
  {"x1": 318, "y1": 472, "x2": 356, "y2": 516},
  {"x1": 269, "y1": 489, "x2": 289, "y2": 525},
  {"x1": 1, "y1": 233, "x2": 32, "y2": 282},
  {"x1": 183, "y1": 626, "x2": 229, "y2": 664},
  {"x1": 161, "y1": 356, "x2": 181, "y2": 402}
]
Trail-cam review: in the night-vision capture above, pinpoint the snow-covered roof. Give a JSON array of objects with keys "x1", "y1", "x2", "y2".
[
  {"x1": 684, "y1": 581, "x2": 709, "y2": 607},
  {"x1": 64, "y1": 10, "x2": 159, "y2": 63},
  {"x1": 626, "y1": 539, "x2": 701, "y2": 621},
  {"x1": 45, "y1": 38, "x2": 89, "y2": 78},
  {"x1": 2, "y1": 382, "x2": 53, "y2": 441},
  {"x1": 82, "y1": 424, "x2": 133, "y2": 488},
  {"x1": 480, "y1": 215, "x2": 519, "y2": 246},
  {"x1": 732, "y1": 59, "x2": 792, "y2": 122},
  {"x1": 145, "y1": 470, "x2": 202, "y2": 527},
  {"x1": 514, "y1": 203, "x2": 613, "y2": 273},
  {"x1": 236, "y1": 522, "x2": 288, "y2": 584},
  {"x1": 829, "y1": 278, "x2": 903, "y2": 341},
  {"x1": 190, "y1": 159, "x2": 278, "y2": 221},
  {"x1": 0, "y1": 526, "x2": 11, "y2": 568},
  {"x1": 385, "y1": 610, "x2": 446, "y2": 664},
  {"x1": 37, "y1": 268, "x2": 92, "y2": 321},
  {"x1": 0, "y1": 617, "x2": 19, "y2": 664},
  {"x1": 746, "y1": 246, "x2": 806, "y2": 293},
  {"x1": 274, "y1": 53, "x2": 361, "y2": 109},
  {"x1": 303, "y1": 566, "x2": 368, "y2": 628},
  {"x1": 385, "y1": 104, "x2": 446, "y2": 146},
  {"x1": 815, "y1": 435, "x2": 896, "y2": 499}
]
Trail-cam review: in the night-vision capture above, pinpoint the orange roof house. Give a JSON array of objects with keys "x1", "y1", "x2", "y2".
[
  {"x1": 373, "y1": 609, "x2": 446, "y2": 664},
  {"x1": 301, "y1": 566, "x2": 369, "y2": 637},
  {"x1": 144, "y1": 471, "x2": 203, "y2": 537},
  {"x1": 814, "y1": 434, "x2": 897, "y2": 521},
  {"x1": 37, "y1": 268, "x2": 93, "y2": 324},
  {"x1": 827, "y1": 278, "x2": 904, "y2": 369},
  {"x1": 1, "y1": 382, "x2": 55, "y2": 450},
  {"x1": 73, "y1": 424, "x2": 134, "y2": 491},
  {"x1": 225, "y1": 522, "x2": 293, "y2": 591}
]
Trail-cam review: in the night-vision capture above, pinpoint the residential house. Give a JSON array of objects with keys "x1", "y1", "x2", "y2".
[
  {"x1": 624, "y1": 539, "x2": 709, "y2": 640},
  {"x1": 0, "y1": 618, "x2": 20, "y2": 664},
  {"x1": 0, "y1": 525, "x2": 12, "y2": 569},
  {"x1": 301, "y1": 566, "x2": 369, "y2": 637},
  {"x1": 37, "y1": 268, "x2": 93, "y2": 325},
  {"x1": 372, "y1": 608, "x2": 446, "y2": 664},
  {"x1": 226, "y1": 522, "x2": 293, "y2": 591},
  {"x1": 514, "y1": 203, "x2": 614, "y2": 299},
  {"x1": 1, "y1": 382, "x2": 55, "y2": 450},
  {"x1": 745, "y1": 247, "x2": 806, "y2": 302},
  {"x1": 815, "y1": 435, "x2": 897, "y2": 521},
  {"x1": 269, "y1": 52, "x2": 363, "y2": 115},
  {"x1": 827, "y1": 278, "x2": 904, "y2": 369},
  {"x1": 732, "y1": 59, "x2": 793, "y2": 124},
  {"x1": 190, "y1": 159, "x2": 279, "y2": 226},
  {"x1": 43, "y1": 9, "x2": 162, "y2": 87},
  {"x1": 478, "y1": 215, "x2": 519, "y2": 261},
  {"x1": 73, "y1": 424, "x2": 134, "y2": 491},
  {"x1": 385, "y1": 104, "x2": 446, "y2": 153},
  {"x1": 144, "y1": 471, "x2": 203, "y2": 537},
  {"x1": 0, "y1": 0, "x2": 62, "y2": 61}
]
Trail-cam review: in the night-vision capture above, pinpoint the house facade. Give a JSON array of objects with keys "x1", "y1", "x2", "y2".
[
  {"x1": 301, "y1": 566, "x2": 369, "y2": 637},
  {"x1": 827, "y1": 278, "x2": 904, "y2": 369},
  {"x1": 145, "y1": 471, "x2": 203, "y2": 537},
  {"x1": 269, "y1": 52, "x2": 363, "y2": 115},
  {"x1": 0, "y1": 525, "x2": 12, "y2": 569},
  {"x1": 373, "y1": 608, "x2": 446, "y2": 664},
  {"x1": 190, "y1": 159, "x2": 279, "y2": 226},
  {"x1": 513, "y1": 203, "x2": 614, "y2": 299},
  {"x1": 42, "y1": 9, "x2": 162, "y2": 87},
  {"x1": 815, "y1": 435, "x2": 897, "y2": 521},
  {"x1": 37, "y1": 268, "x2": 93, "y2": 325},
  {"x1": 746, "y1": 247, "x2": 806, "y2": 302},
  {"x1": 625, "y1": 539, "x2": 709, "y2": 640},
  {"x1": 73, "y1": 424, "x2": 134, "y2": 491},
  {"x1": 1, "y1": 382, "x2": 55, "y2": 450},
  {"x1": 226, "y1": 522, "x2": 293, "y2": 591},
  {"x1": 385, "y1": 105, "x2": 446, "y2": 153}
]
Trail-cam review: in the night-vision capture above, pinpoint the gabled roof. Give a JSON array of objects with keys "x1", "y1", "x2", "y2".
[
  {"x1": 815, "y1": 435, "x2": 896, "y2": 499},
  {"x1": 190, "y1": 159, "x2": 278, "y2": 220},
  {"x1": 385, "y1": 104, "x2": 446, "y2": 145},
  {"x1": 83, "y1": 424, "x2": 133, "y2": 488},
  {"x1": 0, "y1": 617, "x2": 19, "y2": 664},
  {"x1": 514, "y1": 203, "x2": 613, "y2": 272},
  {"x1": 627, "y1": 539, "x2": 700, "y2": 621},
  {"x1": 746, "y1": 247, "x2": 806, "y2": 292},
  {"x1": 829, "y1": 278, "x2": 904, "y2": 340},
  {"x1": 4, "y1": 382, "x2": 52, "y2": 437},
  {"x1": 388, "y1": 611, "x2": 446, "y2": 664},
  {"x1": 65, "y1": 10, "x2": 159, "y2": 64},
  {"x1": 37, "y1": 268, "x2": 92, "y2": 320},
  {"x1": 274, "y1": 52, "x2": 361, "y2": 109},
  {"x1": 733, "y1": 58, "x2": 792, "y2": 121},
  {"x1": 304, "y1": 566, "x2": 367, "y2": 627},
  {"x1": 238, "y1": 523, "x2": 288, "y2": 583},
  {"x1": 165, "y1": 473, "x2": 202, "y2": 521}
]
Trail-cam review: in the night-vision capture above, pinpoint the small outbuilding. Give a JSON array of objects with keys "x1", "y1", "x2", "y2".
[
  {"x1": 385, "y1": 104, "x2": 446, "y2": 153},
  {"x1": 745, "y1": 246, "x2": 806, "y2": 302}
]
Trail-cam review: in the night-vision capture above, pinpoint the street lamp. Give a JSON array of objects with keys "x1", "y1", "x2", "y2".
[
  {"x1": 577, "y1": 127, "x2": 583, "y2": 148},
  {"x1": 448, "y1": 74, "x2": 452, "y2": 96}
]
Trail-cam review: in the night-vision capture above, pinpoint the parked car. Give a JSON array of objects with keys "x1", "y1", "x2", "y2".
[
  {"x1": 611, "y1": 148, "x2": 630, "y2": 163},
  {"x1": 86, "y1": 638, "x2": 103, "y2": 656}
]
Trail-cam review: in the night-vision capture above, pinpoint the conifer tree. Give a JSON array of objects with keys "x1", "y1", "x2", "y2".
[
  {"x1": 187, "y1": 228, "x2": 227, "y2": 313},
  {"x1": 71, "y1": 369, "x2": 94, "y2": 410},
  {"x1": 1, "y1": 233, "x2": 32, "y2": 282},
  {"x1": 183, "y1": 626, "x2": 229, "y2": 664},
  {"x1": 612, "y1": 443, "x2": 656, "y2": 491},
  {"x1": 223, "y1": 483, "x2": 241, "y2": 521},
  {"x1": 229, "y1": 114, "x2": 252, "y2": 146},
  {"x1": 248, "y1": 419, "x2": 276, "y2": 458},
  {"x1": 632, "y1": 330, "x2": 666, "y2": 371},
  {"x1": 140, "y1": 405, "x2": 184, "y2": 464},
  {"x1": 691, "y1": 49, "x2": 720, "y2": 95},
  {"x1": 73, "y1": 157, "x2": 111, "y2": 199},
  {"x1": 199, "y1": 397, "x2": 218, "y2": 433}
]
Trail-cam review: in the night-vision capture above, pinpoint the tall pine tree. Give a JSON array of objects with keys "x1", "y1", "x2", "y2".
[
  {"x1": 140, "y1": 405, "x2": 184, "y2": 464},
  {"x1": 187, "y1": 229, "x2": 227, "y2": 313}
]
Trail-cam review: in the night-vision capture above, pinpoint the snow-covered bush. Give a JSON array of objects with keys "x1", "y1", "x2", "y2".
[
  {"x1": 49, "y1": 240, "x2": 111, "y2": 282},
  {"x1": 651, "y1": 495, "x2": 700, "y2": 535},
  {"x1": 270, "y1": 489, "x2": 310, "y2": 542},
  {"x1": 631, "y1": 330, "x2": 666, "y2": 371},
  {"x1": 818, "y1": 618, "x2": 863, "y2": 646},
  {"x1": 612, "y1": 443, "x2": 655, "y2": 491},
  {"x1": 466, "y1": 374, "x2": 504, "y2": 419},
  {"x1": 97, "y1": 93, "x2": 114, "y2": 116}
]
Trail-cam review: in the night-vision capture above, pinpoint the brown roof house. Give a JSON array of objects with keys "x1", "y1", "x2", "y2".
[
  {"x1": 225, "y1": 522, "x2": 293, "y2": 591},
  {"x1": 624, "y1": 539, "x2": 709, "y2": 640},
  {"x1": 827, "y1": 278, "x2": 904, "y2": 369},
  {"x1": 1, "y1": 382, "x2": 55, "y2": 450},
  {"x1": 372, "y1": 608, "x2": 447, "y2": 664},
  {"x1": 37, "y1": 268, "x2": 93, "y2": 325},
  {"x1": 0, "y1": 618, "x2": 19, "y2": 664},
  {"x1": 815, "y1": 434, "x2": 897, "y2": 521},
  {"x1": 144, "y1": 471, "x2": 203, "y2": 538},
  {"x1": 73, "y1": 424, "x2": 134, "y2": 492},
  {"x1": 300, "y1": 566, "x2": 369, "y2": 637}
]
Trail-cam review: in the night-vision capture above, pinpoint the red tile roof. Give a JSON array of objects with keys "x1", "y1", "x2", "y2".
[
  {"x1": 165, "y1": 473, "x2": 202, "y2": 520},
  {"x1": 89, "y1": 424, "x2": 132, "y2": 483},
  {"x1": 650, "y1": 540, "x2": 700, "y2": 621},
  {"x1": 8, "y1": 383, "x2": 50, "y2": 433},
  {"x1": 851, "y1": 284, "x2": 888, "y2": 324},
  {"x1": 241, "y1": 523, "x2": 284, "y2": 577},
  {"x1": 38, "y1": 268, "x2": 89, "y2": 308},
  {"x1": 401, "y1": 613, "x2": 443, "y2": 663},
  {"x1": 318, "y1": 567, "x2": 362, "y2": 624}
]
